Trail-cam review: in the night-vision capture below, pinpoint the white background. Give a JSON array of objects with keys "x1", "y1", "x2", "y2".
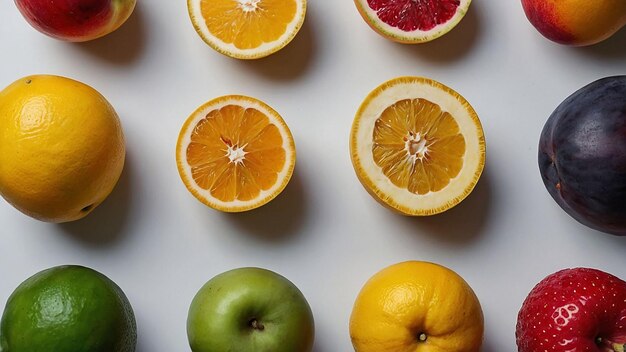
[{"x1": 1, "y1": 1, "x2": 626, "y2": 351}]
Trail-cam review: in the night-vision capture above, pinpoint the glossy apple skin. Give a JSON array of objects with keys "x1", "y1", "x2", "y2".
[
  {"x1": 14, "y1": 0, "x2": 136, "y2": 42},
  {"x1": 516, "y1": 268, "x2": 626, "y2": 352},
  {"x1": 521, "y1": 0, "x2": 626, "y2": 46},
  {"x1": 187, "y1": 268, "x2": 315, "y2": 352},
  {"x1": 539, "y1": 76, "x2": 626, "y2": 236}
]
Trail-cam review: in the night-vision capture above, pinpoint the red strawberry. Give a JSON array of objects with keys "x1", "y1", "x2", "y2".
[{"x1": 516, "y1": 268, "x2": 626, "y2": 352}]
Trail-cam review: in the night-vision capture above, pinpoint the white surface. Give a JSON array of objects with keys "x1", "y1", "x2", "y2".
[{"x1": 1, "y1": 1, "x2": 625, "y2": 351}]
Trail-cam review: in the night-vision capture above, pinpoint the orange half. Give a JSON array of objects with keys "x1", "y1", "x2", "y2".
[
  {"x1": 187, "y1": 0, "x2": 307, "y2": 59},
  {"x1": 177, "y1": 95, "x2": 296, "y2": 212},
  {"x1": 350, "y1": 77, "x2": 485, "y2": 215}
]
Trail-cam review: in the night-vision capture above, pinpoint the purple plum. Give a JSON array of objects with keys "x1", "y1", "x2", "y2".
[{"x1": 539, "y1": 76, "x2": 626, "y2": 236}]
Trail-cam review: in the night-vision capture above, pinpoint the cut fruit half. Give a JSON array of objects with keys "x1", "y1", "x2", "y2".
[
  {"x1": 187, "y1": 0, "x2": 307, "y2": 59},
  {"x1": 177, "y1": 95, "x2": 296, "y2": 212},
  {"x1": 354, "y1": 0, "x2": 471, "y2": 43},
  {"x1": 350, "y1": 77, "x2": 485, "y2": 215}
]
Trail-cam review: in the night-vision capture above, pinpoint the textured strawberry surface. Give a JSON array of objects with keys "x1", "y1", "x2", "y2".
[
  {"x1": 366, "y1": 0, "x2": 460, "y2": 32},
  {"x1": 516, "y1": 268, "x2": 626, "y2": 352}
]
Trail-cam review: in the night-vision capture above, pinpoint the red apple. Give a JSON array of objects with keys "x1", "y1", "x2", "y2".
[
  {"x1": 516, "y1": 268, "x2": 626, "y2": 351},
  {"x1": 14, "y1": 0, "x2": 136, "y2": 42}
]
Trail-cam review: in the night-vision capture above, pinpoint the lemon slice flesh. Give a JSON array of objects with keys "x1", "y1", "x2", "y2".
[{"x1": 350, "y1": 76, "x2": 485, "y2": 215}]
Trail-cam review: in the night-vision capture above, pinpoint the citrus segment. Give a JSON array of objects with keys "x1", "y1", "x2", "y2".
[
  {"x1": 177, "y1": 95, "x2": 295, "y2": 212},
  {"x1": 354, "y1": 0, "x2": 471, "y2": 43},
  {"x1": 201, "y1": 0, "x2": 297, "y2": 49},
  {"x1": 373, "y1": 98, "x2": 466, "y2": 195},
  {"x1": 350, "y1": 77, "x2": 485, "y2": 216},
  {"x1": 188, "y1": 0, "x2": 307, "y2": 59}
]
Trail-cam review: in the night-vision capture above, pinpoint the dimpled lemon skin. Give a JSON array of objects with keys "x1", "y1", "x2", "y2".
[
  {"x1": 0, "y1": 265, "x2": 136, "y2": 352},
  {"x1": 0, "y1": 75, "x2": 125, "y2": 222},
  {"x1": 350, "y1": 261, "x2": 484, "y2": 352}
]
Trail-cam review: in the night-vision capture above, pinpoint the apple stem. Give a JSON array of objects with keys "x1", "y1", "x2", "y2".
[{"x1": 250, "y1": 319, "x2": 265, "y2": 331}]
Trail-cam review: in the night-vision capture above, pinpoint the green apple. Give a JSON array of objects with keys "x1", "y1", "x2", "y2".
[{"x1": 187, "y1": 267, "x2": 315, "y2": 352}]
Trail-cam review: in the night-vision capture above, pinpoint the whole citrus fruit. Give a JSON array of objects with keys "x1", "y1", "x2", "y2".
[
  {"x1": 0, "y1": 265, "x2": 137, "y2": 352},
  {"x1": 0, "y1": 75, "x2": 125, "y2": 222},
  {"x1": 350, "y1": 261, "x2": 484, "y2": 352}
]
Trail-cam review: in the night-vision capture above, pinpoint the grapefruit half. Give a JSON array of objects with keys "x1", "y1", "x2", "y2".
[
  {"x1": 350, "y1": 77, "x2": 485, "y2": 216},
  {"x1": 354, "y1": 0, "x2": 472, "y2": 43}
]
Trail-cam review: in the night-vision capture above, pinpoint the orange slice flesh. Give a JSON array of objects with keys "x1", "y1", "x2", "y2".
[
  {"x1": 177, "y1": 95, "x2": 295, "y2": 212},
  {"x1": 350, "y1": 77, "x2": 485, "y2": 216},
  {"x1": 188, "y1": 0, "x2": 307, "y2": 59}
]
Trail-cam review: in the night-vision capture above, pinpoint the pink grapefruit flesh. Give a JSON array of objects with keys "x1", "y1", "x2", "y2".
[
  {"x1": 354, "y1": 0, "x2": 471, "y2": 43},
  {"x1": 367, "y1": 0, "x2": 460, "y2": 32}
]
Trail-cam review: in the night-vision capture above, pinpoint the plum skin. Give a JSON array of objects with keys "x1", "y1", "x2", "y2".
[{"x1": 539, "y1": 76, "x2": 626, "y2": 236}]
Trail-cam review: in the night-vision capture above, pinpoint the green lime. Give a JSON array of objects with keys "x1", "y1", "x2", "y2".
[{"x1": 0, "y1": 265, "x2": 136, "y2": 352}]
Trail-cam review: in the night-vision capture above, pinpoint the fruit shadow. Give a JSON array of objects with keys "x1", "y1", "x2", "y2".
[
  {"x1": 70, "y1": 3, "x2": 147, "y2": 65},
  {"x1": 312, "y1": 344, "x2": 331, "y2": 352},
  {"x1": 222, "y1": 169, "x2": 308, "y2": 241},
  {"x1": 480, "y1": 339, "x2": 499, "y2": 352},
  {"x1": 57, "y1": 151, "x2": 135, "y2": 246},
  {"x1": 389, "y1": 1, "x2": 482, "y2": 63},
  {"x1": 573, "y1": 27, "x2": 626, "y2": 60},
  {"x1": 232, "y1": 9, "x2": 317, "y2": 81},
  {"x1": 577, "y1": 225, "x2": 626, "y2": 243},
  {"x1": 134, "y1": 316, "x2": 156, "y2": 352},
  {"x1": 133, "y1": 332, "x2": 148, "y2": 352},
  {"x1": 401, "y1": 166, "x2": 493, "y2": 245}
]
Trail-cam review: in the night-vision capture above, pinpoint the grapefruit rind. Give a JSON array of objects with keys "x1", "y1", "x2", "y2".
[
  {"x1": 176, "y1": 95, "x2": 296, "y2": 212},
  {"x1": 350, "y1": 77, "x2": 485, "y2": 216},
  {"x1": 354, "y1": 0, "x2": 472, "y2": 43},
  {"x1": 187, "y1": 0, "x2": 307, "y2": 60}
]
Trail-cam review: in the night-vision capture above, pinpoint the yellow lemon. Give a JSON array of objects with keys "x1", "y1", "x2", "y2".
[
  {"x1": 350, "y1": 261, "x2": 484, "y2": 352},
  {"x1": 0, "y1": 75, "x2": 125, "y2": 223}
]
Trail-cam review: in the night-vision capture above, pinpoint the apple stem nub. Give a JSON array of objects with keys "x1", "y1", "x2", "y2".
[
  {"x1": 249, "y1": 318, "x2": 265, "y2": 331},
  {"x1": 418, "y1": 333, "x2": 427, "y2": 342}
]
